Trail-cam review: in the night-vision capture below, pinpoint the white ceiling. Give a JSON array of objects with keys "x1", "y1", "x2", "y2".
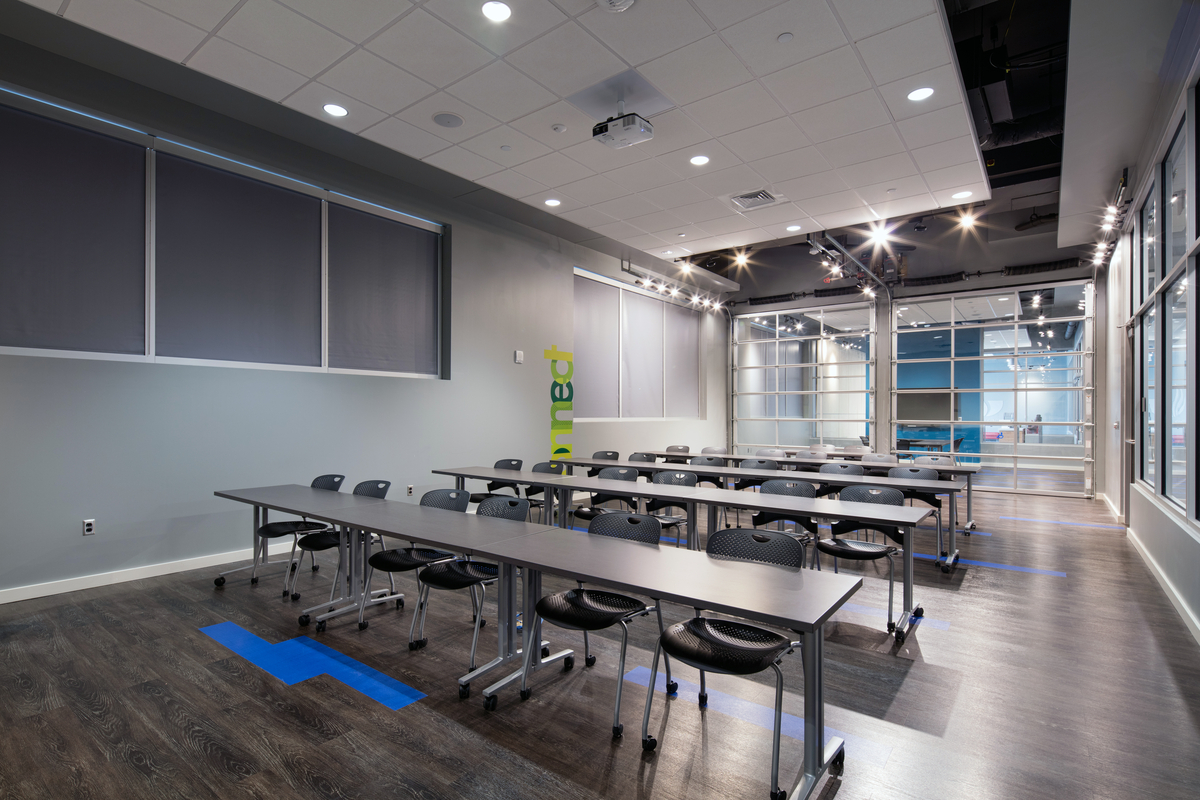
[{"x1": 35, "y1": 0, "x2": 991, "y2": 260}]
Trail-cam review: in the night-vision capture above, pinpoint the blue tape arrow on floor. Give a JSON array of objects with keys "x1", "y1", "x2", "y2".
[{"x1": 200, "y1": 621, "x2": 425, "y2": 710}]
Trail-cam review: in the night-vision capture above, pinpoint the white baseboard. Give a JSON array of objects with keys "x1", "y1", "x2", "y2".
[
  {"x1": 1099, "y1": 492, "x2": 1125, "y2": 524},
  {"x1": 1127, "y1": 525, "x2": 1200, "y2": 648},
  {"x1": 0, "y1": 541, "x2": 296, "y2": 606}
]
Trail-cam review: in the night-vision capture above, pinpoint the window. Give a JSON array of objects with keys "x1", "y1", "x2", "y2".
[
  {"x1": 1166, "y1": 277, "x2": 1187, "y2": 505},
  {"x1": 1165, "y1": 124, "x2": 1188, "y2": 267},
  {"x1": 1141, "y1": 307, "x2": 1156, "y2": 485},
  {"x1": 1142, "y1": 184, "x2": 1159, "y2": 303}
]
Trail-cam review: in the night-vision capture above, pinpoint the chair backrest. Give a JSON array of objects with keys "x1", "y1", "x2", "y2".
[
  {"x1": 755, "y1": 448, "x2": 786, "y2": 457},
  {"x1": 592, "y1": 451, "x2": 619, "y2": 460},
  {"x1": 739, "y1": 458, "x2": 778, "y2": 471},
  {"x1": 690, "y1": 455, "x2": 725, "y2": 467},
  {"x1": 810, "y1": 444, "x2": 837, "y2": 451},
  {"x1": 477, "y1": 496, "x2": 530, "y2": 521},
  {"x1": 629, "y1": 452, "x2": 656, "y2": 463},
  {"x1": 532, "y1": 461, "x2": 565, "y2": 475},
  {"x1": 761, "y1": 479, "x2": 816, "y2": 499},
  {"x1": 493, "y1": 458, "x2": 522, "y2": 471},
  {"x1": 793, "y1": 450, "x2": 828, "y2": 460},
  {"x1": 819, "y1": 463, "x2": 864, "y2": 476},
  {"x1": 861, "y1": 454, "x2": 898, "y2": 466},
  {"x1": 701, "y1": 446, "x2": 728, "y2": 455},
  {"x1": 652, "y1": 470, "x2": 698, "y2": 487},
  {"x1": 310, "y1": 474, "x2": 345, "y2": 491},
  {"x1": 838, "y1": 485, "x2": 904, "y2": 506},
  {"x1": 589, "y1": 512, "x2": 662, "y2": 544},
  {"x1": 915, "y1": 455, "x2": 955, "y2": 467},
  {"x1": 896, "y1": 438, "x2": 912, "y2": 450},
  {"x1": 859, "y1": 435, "x2": 871, "y2": 446},
  {"x1": 666, "y1": 445, "x2": 690, "y2": 454},
  {"x1": 842, "y1": 445, "x2": 871, "y2": 454},
  {"x1": 951, "y1": 438, "x2": 964, "y2": 452},
  {"x1": 889, "y1": 467, "x2": 939, "y2": 481},
  {"x1": 706, "y1": 528, "x2": 805, "y2": 568},
  {"x1": 353, "y1": 480, "x2": 391, "y2": 498},
  {"x1": 598, "y1": 467, "x2": 638, "y2": 481},
  {"x1": 420, "y1": 489, "x2": 470, "y2": 512}
]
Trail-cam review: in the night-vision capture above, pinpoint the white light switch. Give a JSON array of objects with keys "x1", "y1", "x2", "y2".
[{"x1": 514, "y1": 350, "x2": 524, "y2": 364}]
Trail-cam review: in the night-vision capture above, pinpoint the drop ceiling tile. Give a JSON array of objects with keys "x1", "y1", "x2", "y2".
[
  {"x1": 877, "y1": 64, "x2": 960, "y2": 121},
  {"x1": 557, "y1": 207, "x2": 618, "y2": 228},
  {"x1": 359, "y1": 115, "x2": 452, "y2": 158},
  {"x1": 911, "y1": 136, "x2": 979, "y2": 173},
  {"x1": 657, "y1": 141, "x2": 741, "y2": 178},
  {"x1": 215, "y1": 0, "x2": 353, "y2": 76},
  {"x1": 512, "y1": 151, "x2": 595, "y2": 186},
  {"x1": 625, "y1": 233, "x2": 674, "y2": 251},
  {"x1": 188, "y1": 37, "x2": 308, "y2": 102},
  {"x1": 397, "y1": 92, "x2": 500, "y2": 143},
  {"x1": 606, "y1": 159, "x2": 685, "y2": 193},
  {"x1": 639, "y1": 181, "x2": 712, "y2": 210},
  {"x1": 793, "y1": 90, "x2": 891, "y2": 143},
  {"x1": 814, "y1": 124, "x2": 906, "y2": 168},
  {"x1": 283, "y1": 83, "x2": 389, "y2": 132},
  {"x1": 522, "y1": 190, "x2": 585, "y2": 214},
  {"x1": 367, "y1": 8, "x2": 495, "y2": 87},
  {"x1": 681, "y1": 236, "x2": 729, "y2": 254},
  {"x1": 856, "y1": 13, "x2": 951, "y2": 84},
  {"x1": 672, "y1": 198, "x2": 736, "y2": 223},
  {"x1": 66, "y1": 0, "x2": 206, "y2": 63},
  {"x1": 812, "y1": 206, "x2": 873, "y2": 229},
  {"x1": 460, "y1": 125, "x2": 552, "y2": 167},
  {"x1": 795, "y1": 190, "x2": 862, "y2": 215},
  {"x1": 506, "y1": 22, "x2": 628, "y2": 97},
  {"x1": 547, "y1": 0, "x2": 594, "y2": 14},
  {"x1": 509, "y1": 101, "x2": 598, "y2": 148},
  {"x1": 896, "y1": 104, "x2": 972, "y2": 149},
  {"x1": 560, "y1": 139, "x2": 653, "y2": 172},
  {"x1": 635, "y1": 109, "x2": 712, "y2": 157},
  {"x1": 775, "y1": 170, "x2": 849, "y2": 201},
  {"x1": 689, "y1": 0, "x2": 782, "y2": 30},
  {"x1": 578, "y1": 0, "x2": 711, "y2": 66},
  {"x1": 932, "y1": 181, "x2": 988, "y2": 207},
  {"x1": 721, "y1": 229, "x2": 772, "y2": 248},
  {"x1": 556, "y1": 174, "x2": 628, "y2": 205},
  {"x1": 422, "y1": 146, "x2": 504, "y2": 180},
  {"x1": 660, "y1": 224, "x2": 710, "y2": 240},
  {"x1": 923, "y1": 161, "x2": 986, "y2": 192},
  {"x1": 446, "y1": 61, "x2": 557, "y2": 122},
  {"x1": 758, "y1": 216, "x2": 820, "y2": 238},
  {"x1": 870, "y1": 193, "x2": 938, "y2": 220},
  {"x1": 425, "y1": 0, "x2": 566, "y2": 56},
  {"x1": 853, "y1": 174, "x2": 930, "y2": 205},
  {"x1": 629, "y1": 210, "x2": 688, "y2": 234},
  {"x1": 721, "y1": 117, "x2": 812, "y2": 162},
  {"x1": 278, "y1": 0, "x2": 410, "y2": 43},
  {"x1": 19, "y1": 0, "x2": 60, "y2": 10},
  {"x1": 140, "y1": 0, "x2": 241, "y2": 30},
  {"x1": 721, "y1": 0, "x2": 846, "y2": 77},
  {"x1": 740, "y1": 202, "x2": 811, "y2": 226},
  {"x1": 637, "y1": 36, "x2": 754, "y2": 106},
  {"x1": 748, "y1": 146, "x2": 831, "y2": 183},
  {"x1": 697, "y1": 214, "x2": 760, "y2": 236},
  {"x1": 475, "y1": 169, "x2": 550, "y2": 199},
  {"x1": 593, "y1": 219, "x2": 650, "y2": 239},
  {"x1": 836, "y1": 152, "x2": 918, "y2": 188},
  {"x1": 593, "y1": 195, "x2": 662, "y2": 220},
  {"x1": 689, "y1": 165, "x2": 768, "y2": 197},
  {"x1": 762, "y1": 47, "x2": 873, "y2": 118},
  {"x1": 684, "y1": 82, "x2": 786, "y2": 138},
  {"x1": 831, "y1": 0, "x2": 937, "y2": 41},
  {"x1": 318, "y1": 50, "x2": 435, "y2": 114}
]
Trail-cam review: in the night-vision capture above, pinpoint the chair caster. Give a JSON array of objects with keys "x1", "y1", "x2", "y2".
[
  {"x1": 250, "y1": 577, "x2": 258, "y2": 585},
  {"x1": 612, "y1": 724, "x2": 623, "y2": 739},
  {"x1": 666, "y1": 681, "x2": 678, "y2": 695},
  {"x1": 298, "y1": 614, "x2": 310, "y2": 627},
  {"x1": 698, "y1": 692, "x2": 708, "y2": 708},
  {"x1": 291, "y1": 593, "x2": 301, "y2": 601},
  {"x1": 312, "y1": 563, "x2": 320, "y2": 572},
  {"x1": 315, "y1": 621, "x2": 326, "y2": 633},
  {"x1": 585, "y1": 654, "x2": 596, "y2": 667},
  {"x1": 940, "y1": 563, "x2": 951, "y2": 574},
  {"x1": 213, "y1": 576, "x2": 225, "y2": 587},
  {"x1": 358, "y1": 621, "x2": 368, "y2": 631},
  {"x1": 472, "y1": 617, "x2": 486, "y2": 628},
  {"x1": 830, "y1": 748, "x2": 845, "y2": 776},
  {"x1": 887, "y1": 622, "x2": 895, "y2": 633},
  {"x1": 563, "y1": 656, "x2": 574, "y2": 670},
  {"x1": 459, "y1": 684, "x2": 470, "y2": 699},
  {"x1": 541, "y1": 646, "x2": 550, "y2": 659},
  {"x1": 396, "y1": 598, "x2": 404, "y2": 610},
  {"x1": 520, "y1": 688, "x2": 532, "y2": 701},
  {"x1": 642, "y1": 737, "x2": 656, "y2": 752},
  {"x1": 913, "y1": 606, "x2": 924, "y2": 618},
  {"x1": 770, "y1": 789, "x2": 787, "y2": 800},
  {"x1": 483, "y1": 695, "x2": 497, "y2": 711},
  {"x1": 282, "y1": 590, "x2": 289, "y2": 598}
]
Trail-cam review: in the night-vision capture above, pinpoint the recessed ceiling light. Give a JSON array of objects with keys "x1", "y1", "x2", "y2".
[
  {"x1": 899, "y1": 307, "x2": 909, "y2": 310},
  {"x1": 482, "y1": 2, "x2": 511, "y2": 21},
  {"x1": 907, "y1": 87, "x2": 935, "y2": 101},
  {"x1": 690, "y1": 155, "x2": 710, "y2": 166},
  {"x1": 952, "y1": 190, "x2": 973, "y2": 199},
  {"x1": 434, "y1": 113, "x2": 464, "y2": 128},
  {"x1": 786, "y1": 225, "x2": 802, "y2": 232},
  {"x1": 544, "y1": 198, "x2": 561, "y2": 207},
  {"x1": 323, "y1": 103, "x2": 348, "y2": 117},
  {"x1": 663, "y1": 250, "x2": 673, "y2": 254},
  {"x1": 778, "y1": 32, "x2": 794, "y2": 43},
  {"x1": 998, "y1": 297, "x2": 1009, "y2": 300},
  {"x1": 500, "y1": 145, "x2": 511, "y2": 151},
  {"x1": 677, "y1": 233, "x2": 687, "y2": 237}
]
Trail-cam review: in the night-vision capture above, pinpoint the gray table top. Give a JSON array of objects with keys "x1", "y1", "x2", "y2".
[
  {"x1": 482, "y1": 529, "x2": 861, "y2": 633},
  {"x1": 215, "y1": 484, "x2": 391, "y2": 517},
  {"x1": 432, "y1": 466, "x2": 566, "y2": 485},
  {"x1": 634, "y1": 449, "x2": 980, "y2": 473},
  {"x1": 691, "y1": 487, "x2": 932, "y2": 527}
]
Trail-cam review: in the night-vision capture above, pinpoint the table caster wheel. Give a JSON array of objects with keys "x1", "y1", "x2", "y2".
[
  {"x1": 519, "y1": 688, "x2": 532, "y2": 701},
  {"x1": 483, "y1": 695, "x2": 497, "y2": 711},
  {"x1": 666, "y1": 681, "x2": 678, "y2": 695},
  {"x1": 895, "y1": 628, "x2": 906, "y2": 644},
  {"x1": 642, "y1": 737, "x2": 657, "y2": 752},
  {"x1": 315, "y1": 621, "x2": 326, "y2": 633},
  {"x1": 282, "y1": 589, "x2": 289, "y2": 598},
  {"x1": 358, "y1": 621, "x2": 368, "y2": 631},
  {"x1": 298, "y1": 614, "x2": 310, "y2": 627},
  {"x1": 913, "y1": 606, "x2": 924, "y2": 618},
  {"x1": 585, "y1": 654, "x2": 596, "y2": 667},
  {"x1": 541, "y1": 646, "x2": 550, "y2": 659},
  {"x1": 941, "y1": 563, "x2": 951, "y2": 574},
  {"x1": 250, "y1": 577, "x2": 258, "y2": 585},
  {"x1": 396, "y1": 598, "x2": 404, "y2": 610},
  {"x1": 698, "y1": 692, "x2": 708, "y2": 708},
  {"x1": 459, "y1": 684, "x2": 470, "y2": 699},
  {"x1": 291, "y1": 593, "x2": 300, "y2": 601},
  {"x1": 830, "y1": 749, "x2": 845, "y2": 777},
  {"x1": 887, "y1": 622, "x2": 895, "y2": 633},
  {"x1": 563, "y1": 656, "x2": 574, "y2": 670},
  {"x1": 312, "y1": 564, "x2": 320, "y2": 572},
  {"x1": 612, "y1": 724, "x2": 623, "y2": 739},
  {"x1": 770, "y1": 789, "x2": 787, "y2": 800},
  {"x1": 408, "y1": 640, "x2": 419, "y2": 651},
  {"x1": 213, "y1": 576, "x2": 225, "y2": 587}
]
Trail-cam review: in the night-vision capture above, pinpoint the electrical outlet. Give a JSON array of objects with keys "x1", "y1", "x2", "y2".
[
  {"x1": 82, "y1": 519, "x2": 95, "y2": 536},
  {"x1": 407, "y1": 485, "x2": 414, "y2": 496}
]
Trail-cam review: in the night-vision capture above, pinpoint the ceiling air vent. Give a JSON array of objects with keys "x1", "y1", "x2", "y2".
[{"x1": 731, "y1": 190, "x2": 778, "y2": 210}]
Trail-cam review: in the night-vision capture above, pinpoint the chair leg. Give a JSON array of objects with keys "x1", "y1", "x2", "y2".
[
  {"x1": 611, "y1": 620, "x2": 632, "y2": 737},
  {"x1": 469, "y1": 584, "x2": 481, "y2": 624},
  {"x1": 282, "y1": 536, "x2": 300, "y2": 594},
  {"x1": 468, "y1": 584, "x2": 486, "y2": 671},
  {"x1": 698, "y1": 669, "x2": 707, "y2": 707},
  {"x1": 409, "y1": 583, "x2": 430, "y2": 646},
  {"x1": 583, "y1": 630, "x2": 591, "y2": 663},
  {"x1": 769, "y1": 662, "x2": 785, "y2": 798},
  {"x1": 519, "y1": 610, "x2": 540, "y2": 695},
  {"x1": 357, "y1": 565, "x2": 375, "y2": 625},
  {"x1": 653, "y1": 601, "x2": 675, "y2": 693},
  {"x1": 640, "y1": 639, "x2": 663, "y2": 747},
  {"x1": 418, "y1": 583, "x2": 432, "y2": 640}
]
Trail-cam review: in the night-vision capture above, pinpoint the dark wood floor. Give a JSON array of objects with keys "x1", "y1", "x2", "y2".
[{"x1": 2, "y1": 491, "x2": 1199, "y2": 800}]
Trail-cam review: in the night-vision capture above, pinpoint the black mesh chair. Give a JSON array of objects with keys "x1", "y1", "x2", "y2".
[
  {"x1": 862, "y1": 453, "x2": 898, "y2": 477},
  {"x1": 644, "y1": 470, "x2": 698, "y2": 546},
  {"x1": 216, "y1": 473, "x2": 344, "y2": 591},
  {"x1": 728, "y1": 458, "x2": 779, "y2": 527},
  {"x1": 469, "y1": 458, "x2": 523, "y2": 504},
  {"x1": 641, "y1": 528, "x2": 805, "y2": 800},
  {"x1": 571, "y1": 466, "x2": 638, "y2": 526},
  {"x1": 351, "y1": 489, "x2": 469, "y2": 631},
  {"x1": 916, "y1": 455, "x2": 960, "y2": 524},
  {"x1": 815, "y1": 462, "x2": 864, "y2": 497},
  {"x1": 289, "y1": 479, "x2": 388, "y2": 604},
  {"x1": 859, "y1": 435, "x2": 871, "y2": 446},
  {"x1": 689, "y1": 455, "x2": 727, "y2": 490},
  {"x1": 414, "y1": 497, "x2": 529, "y2": 673},
  {"x1": 896, "y1": 438, "x2": 912, "y2": 460},
  {"x1": 889, "y1": 466, "x2": 943, "y2": 548},
  {"x1": 750, "y1": 479, "x2": 818, "y2": 549},
  {"x1": 586, "y1": 450, "x2": 619, "y2": 477},
  {"x1": 664, "y1": 444, "x2": 690, "y2": 464},
  {"x1": 842, "y1": 445, "x2": 871, "y2": 456},
  {"x1": 791, "y1": 449, "x2": 828, "y2": 473},
  {"x1": 701, "y1": 446, "x2": 728, "y2": 455},
  {"x1": 524, "y1": 461, "x2": 565, "y2": 523},
  {"x1": 628, "y1": 451, "x2": 659, "y2": 482},
  {"x1": 815, "y1": 485, "x2": 903, "y2": 637},
  {"x1": 519, "y1": 513, "x2": 674, "y2": 738}
]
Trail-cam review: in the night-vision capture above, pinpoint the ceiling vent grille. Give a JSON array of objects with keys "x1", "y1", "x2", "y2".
[
  {"x1": 1002, "y1": 258, "x2": 1080, "y2": 276},
  {"x1": 731, "y1": 190, "x2": 778, "y2": 210}
]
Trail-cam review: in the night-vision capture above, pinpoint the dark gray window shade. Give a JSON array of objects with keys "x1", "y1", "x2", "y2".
[
  {"x1": 155, "y1": 153, "x2": 322, "y2": 366},
  {"x1": 327, "y1": 203, "x2": 439, "y2": 374},
  {"x1": 0, "y1": 104, "x2": 146, "y2": 354}
]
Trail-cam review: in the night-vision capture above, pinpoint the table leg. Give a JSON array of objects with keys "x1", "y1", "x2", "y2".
[
  {"x1": 217, "y1": 505, "x2": 292, "y2": 584},
  {"x1": 788, "y1": 626, "x2": 844, "y2": 800},
  {"x1": 455, "y1": 476, "x2": 464, "y2": 491},
  {"x1": 558, "y1": 487, "x2": 570, "y2": 529},
  {"x1": 894, "y1": 525, "x2": 922, "y2": 642},
  {"x1": 481, "y1": 566, "x2": 571, "y2": 702},
  {"x1": 965, "y1": 473, "x2": 977, "y2": 531},
  {"x1": 458, "y1": 560, "x2": 522, "y2": 689},
  {"x1": 686, "y1": 501, "x2": 698, "y2": 550},
  {"x1": 938, "y1": 487, "x2": 960, "y2": 573}
]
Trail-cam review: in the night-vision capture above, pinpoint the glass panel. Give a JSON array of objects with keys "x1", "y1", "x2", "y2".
[
  {"x1": 1143, "y1": 308, "x2": 1157, "y2": 484},
  {"x1": 896, "y1": 329, "x2": 951, "y2": 359},
  {"x1": 1019, "y1": 285, "x2": 1086, "y2": 320},
  {"x1": 897, "y1": 360, "x2": 951, "y2": 388},
  {"x1": 1017, "y1": 321, "x2": 1083, "y2": 355},
  {"x1": 954, "y1": 326, "x2": 1014, "y2": 357},
  {"x1": 1165, "y1": 124, "x2": 1187, "y2": 266},
  {"x1": 737, "y1": 394, "x2": 776, "y2": 418},
  {"x1": 896, "y1": 424, "x2": 952, "y2": 452},
  {"x1": 820, "y1": 363, "x2": 868, "y2": 391},
  {"x1": 780, "y1": 394, "x2": 818, "y2": 418},
  {"x1": 778, "y1": 420, "x2": 819, "y2": 446},
  {"x1": 737, "y1": 419, "x2": 776, "y2": 446},
  {"x1": 825, "y1": 334, "x2": 871, "y2": 360},
  {"x1": 1142, "y1": 187, "x2": 1159, "y2": 300},
  {"x1": 953, "y1": 423, "x2": 1013, "y2": 459},
  {"x1": 897, "y1": 392, "x2": 951, "y2": 420},
  {"x1": 737, "y1": 341, "x2": 776, "y2": 366},
  {"x1": 954, "y1": 391, "x2": 1014, "y2": 422},
  {"x1": 1017, "y1": 362, "x2": 1084, "y2": 388},
  {"x1": 737, "y1": 367, "x2": 776, "y2": 393},
  {"x1": 778, "y1": 311, "x2": 822, "y2": 337},
  {"x1": 953, "y1": 293, "x2": 1017, "y2": 325},
  {"x1": 896, "y1": 298, "x2": 951, "y2": 327},
  {"x1": 822, "y1": 419, "x2": 870, "y2": 446},
  {"x1": 821, "y1": 305, "x2": 871, "y2": 334},
  {"x1": 822, "y1": 392, "x2": 870, "y2": 420},
  {"x1": 780, "y1": 366, "x2": 817, "y2": 391},
  {"x1": 778, "y1": 339, "x2": 820, "y2": 365},
  {"x1": 975, "y1": 458, "x2": 1016, "y2": 489},
  {"x1": 1166, "y1": 275, "x2": 1187, "y2": 505},
  {"x1": 1017, "y1": 459, "x2": 1086, "y2": 493},
  {"x1": 736, "y1": 315, "x2": 776, "y2": 340}
]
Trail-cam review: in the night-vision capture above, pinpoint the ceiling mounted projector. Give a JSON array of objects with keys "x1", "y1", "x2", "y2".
[{"x1": 593, "y1": 112, "x2": 653, "y2": 148}]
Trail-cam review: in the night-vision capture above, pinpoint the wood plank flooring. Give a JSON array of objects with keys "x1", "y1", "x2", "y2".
[{"x1": 2, "y1": 492, "x2": 1199, "y2": 800}]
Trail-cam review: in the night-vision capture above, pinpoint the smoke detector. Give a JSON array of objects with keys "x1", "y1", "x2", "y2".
[{"x1": 598, "y1": 0, "x2": 635, "y2": 11}]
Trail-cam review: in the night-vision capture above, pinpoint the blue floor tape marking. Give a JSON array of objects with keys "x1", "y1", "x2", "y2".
[
  {"x1": 999, "y1": 516, "x2": 1124, "y2": 530},
  {"x1": 912, "y1": 552, "x2": 1066, "y2": 577},
  {"x1": 201, "y1": 621, "x2": 425, "y2": 710},
  {"x1": 839, "y1": 602, "x2": 950, "y2": 630},
  {"x1": 624, "y1": 666, "x2": 892, "y2": 768}
]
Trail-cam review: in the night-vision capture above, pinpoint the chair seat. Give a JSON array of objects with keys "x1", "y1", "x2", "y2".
[
  {"x1": 296, "y1": 531, "x2": 341, "y2": 551},
  {"x1": 750, "y1": 511, "x2": 816, "y2": 533},
  {"x1": 816, "y1": 537, "x2": 894, "y2": 560},
  {"x1": 572, "y1": 506, "x2": 609, "y2": 522},
  {"x1": 660, "y1": 617, "x2": 790, "y2": 676},
  {"x1": 369, "y1": 547, "x2": 453, "y2": 573},
  {"x1": 904, "y1": 491, "x2": 942, "y2": 508},
  {"x1": 419, "y1": 560, "x2": 498, "y2": 590},
  {"x1": 649, "y1": 513, "x2": 686, "y2": 529},
  {"x1": 257, "y1": 520, "x2": 327, "y2": 538},
  {"x1": 469, "y1": 492, "x2": 507, "y2": 504},
  {"x1": 535, "y1": 588, "x2": 646, "y2": 631}
]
